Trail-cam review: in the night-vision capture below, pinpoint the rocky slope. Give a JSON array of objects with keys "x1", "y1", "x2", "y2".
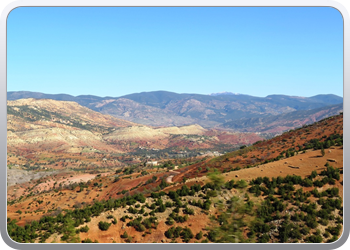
[
  {"x1": 220, "y1": 103, "x2": 343, "y2": 133},
  {"x1": 8, "y1": 91, "x2": 343, "y2": 132},
  {"x1": 7, "y1": 98, "x2": 263, "y2": 154}
]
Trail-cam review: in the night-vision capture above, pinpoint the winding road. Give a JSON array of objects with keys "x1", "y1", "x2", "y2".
[{"x1": 166, "y1": 170, "x2": 180, "y2": 183}]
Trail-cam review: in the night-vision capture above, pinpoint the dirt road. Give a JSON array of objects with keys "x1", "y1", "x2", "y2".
[{"x1": 166, "y1": 170, "x2": 180, "y2": 183}]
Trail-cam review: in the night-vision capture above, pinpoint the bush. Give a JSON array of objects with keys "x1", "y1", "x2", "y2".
[
  {"x1": 307, "y1": 235, "x2": 323, "y2": 243},
  {"x1": 181, "y1": 227, "x2": 194, "y2": 242},
  {"x1": 206, "y1": 190, "x2": 218, "y2": 197},
  {"x1": 165, "y1": 226, "x2": 183, "y2": 239},
  {"x1": 323, "y1": 231, "x2": 330, "y2": 238},
  {"x1": 98, "y1": 221, "x2": 111, "y2": 231},
  {"x1": 225, "y1": 180, "x2": 235, "y2": 189},
  {"x1": 258, "y1": 234, "x2": 270, "y2": 243},
  {"x1": 196, "y1": 231, "x2": 203, "y2": 240},
  {"x1": 166, "y1": 218, "x2": 175, "y2": 225},
  {"x1": 79, "y1": 225, "x2": 89, "y2": 233},
  {"x1": 82, "y1": 238, "x2": 93, "y2": 243},
  {"x1": 207, "y1": 230, "x2": 218, "y2": 242},
  {"x1": 183, "y1": 206, "x2": 194, "y2": 215},
  {"x1": 326, "y1": 225, "x2": 342, "y2": 236},
  {"x1": 121, "y1": 231, "x2": 128, "y2": 238},
  {"x1": 235, "y1": 179, "x2": 248, "y2": 189}
]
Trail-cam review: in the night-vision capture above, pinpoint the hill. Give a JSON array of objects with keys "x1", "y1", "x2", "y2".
[
  {"x1": 8, "y1": 91, "x2": 343, "y2": 132},
  {"x1": 6, "y1": 113, "x2": 343, "y2": 244},
  {"x1": 7, "y1": 98, "x2": 135, "y2": 154},
  {"x1": 7, "y1": 98, "x2": 264, "y2": 174}
]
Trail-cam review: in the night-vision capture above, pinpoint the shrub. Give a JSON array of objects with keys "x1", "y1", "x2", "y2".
[
  {"x1": 206, "y1": 190, "x2": 218, "y2": 197},
  {"x1": 98, "y1": 221, "x2": 111, "y2": 231},
  {"x1": 82, "y1": 238, "x2": 93, "y2": 243},
  {"x1": 224, "y1": 180, "x2": 235, "y2": 189},
  {"x1": 166, "y1": 218, "x2": 175, "y2": 225},
  {"x1": 121, "y1": 231, "x2": 128, "y2": 238},
  {"x1": 307, "y1": 235, "x2": 323, "y2": 243},
  {"x1": 235, "y1": 180, "x2": 248, "y2": 189},
  {"x1": 181, "y1": 227, "x2": 194, "y2": 242},
  {"x1": 183, "y1": 206, "x2": 194, "y2": 215},
  {"x1": 79, "y1": 225, "x2": 89, "y2": 233},
  {"x1": 196, "y1": 231, "x2": 203, "y2": 240}
]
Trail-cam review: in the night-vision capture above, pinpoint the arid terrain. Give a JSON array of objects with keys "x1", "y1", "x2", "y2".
[
  {"x1": 6, "y1": 99, "x2": 343, "y2": 244},
  {"x1": 8, "y1": 91, "x2": 343, "y2": 132},
  {"x1": 7, "y1": 98, "x2": 263, "y2": 157}
]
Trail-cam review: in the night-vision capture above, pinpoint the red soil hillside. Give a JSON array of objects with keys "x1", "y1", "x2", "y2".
[{"x1": 7, "y1": 114, "x2": 343, "y2": 244}]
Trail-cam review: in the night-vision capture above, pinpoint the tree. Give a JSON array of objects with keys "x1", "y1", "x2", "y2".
[
  {"x1": 121, "y1": 231, "x2": 128, "y2": 238},
  {"x1": 235, "y1": 179, "x2": 248, "y2": 189},
  {"x1": 321, "y1": 147, "x2": 325, "y2": 157},
  {"x1": 60, "y1": 218, "x2": 80, "y2": 243},
  {"x1": 207, "y1": 196, "x2": 249, "y2": 243},
  {"x1": 285, "y1": 151, "x2": 290, "y2": 158},
  {"x1": 181, "y1": 227, "x2": 194, "y2": 242},
  {"x1": 207, "y1": 170, "x2": 225, "y2": 190},
  {"x1": 159, "y1": 179, "x2": 168, "y2": 189}
]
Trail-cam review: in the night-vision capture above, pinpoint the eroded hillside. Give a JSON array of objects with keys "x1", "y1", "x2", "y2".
[
  {"x1": 7, "y1": 113, "x2": 343, "y2": 243},
  {"x1": 7, "y1": 98, "x2": 264, "y2": 176}
]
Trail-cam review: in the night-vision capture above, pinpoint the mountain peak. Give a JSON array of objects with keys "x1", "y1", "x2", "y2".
[{"x1": 209, "y1": 92, "x2": 242, "y2": 96}]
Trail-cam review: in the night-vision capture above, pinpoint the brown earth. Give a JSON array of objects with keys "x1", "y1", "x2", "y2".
[
  {"x1": 8, "y1": 98, "x2": 136, "y2": 129},
  {"x1": 6, "y1": 114, "x2": 343, "y2": 243},
  {"x1": 7, "y1": 98, "x2": 264, "y2": 157},
  {"x1": 44, "y1": 195, "x2": 212, "y2": 243},
  {"x1": 7, "y1": 144, "x2": 343, "y2": 231}
]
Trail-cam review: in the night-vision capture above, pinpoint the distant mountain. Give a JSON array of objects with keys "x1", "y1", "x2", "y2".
[
  {"x1": 7, "y1": 91, "x2": 77, "y2": 102},
  {"x1": 265, "y1": 94, "x2": 343, "y2": 106},
  {"x1": 220, "y1": 103, "x2": 343, "y2": 133},
  {"x1": 7, "y1": 90, "x2": 343, "y2": 133},
  {"x1": 209, "y1": 91, "x2": 242, "y2": 96},
  {"x1": 306, "y1": 94, "x2": 344, "y2": 105}
]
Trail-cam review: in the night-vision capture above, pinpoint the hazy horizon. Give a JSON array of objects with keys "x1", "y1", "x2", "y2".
[{"x1": 6, "y1": 89, "x2": 344, "y2": 99}]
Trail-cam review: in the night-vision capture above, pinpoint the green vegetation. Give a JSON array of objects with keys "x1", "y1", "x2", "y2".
[
  {"x1": 165, "y1": 226, "x2": 194, "y2": 243},
  {"x1": 7, "y1": 158, "x2": 343, "y2": 244}
]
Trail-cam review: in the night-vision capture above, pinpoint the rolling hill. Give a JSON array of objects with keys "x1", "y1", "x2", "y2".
[
  {"x1": 7, "y1": 98, "x2": 263, "y2": 156},
  {"x1": 6, "y1": 113, "x2": 343, "y2": 244}
]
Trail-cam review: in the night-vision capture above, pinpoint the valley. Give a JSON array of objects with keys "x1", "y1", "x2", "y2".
[
  {"x1": 5, "y1": 5, "x2": 344, "y2": 245},
  {"x1": 6, "y1": 98, "x2": 344, "y2": 243}
]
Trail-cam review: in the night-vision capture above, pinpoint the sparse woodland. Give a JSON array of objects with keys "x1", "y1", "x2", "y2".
[{"x1": 7, "y1": 109, "x2": 343, "y2": 243}]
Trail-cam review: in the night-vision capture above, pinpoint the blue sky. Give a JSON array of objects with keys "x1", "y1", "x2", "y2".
[{"x1": 7, "y1": 7, "x2": 343, "y2": 98}]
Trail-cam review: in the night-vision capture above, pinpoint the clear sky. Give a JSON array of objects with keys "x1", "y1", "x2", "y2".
[{"x1": 7, "y1": 7, "x2": 343, "y2": 98}]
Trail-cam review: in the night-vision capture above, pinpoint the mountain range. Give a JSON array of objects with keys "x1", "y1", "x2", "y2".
[{"x1": 7, "y1": 91, "x2": 343, "y2": 133}]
